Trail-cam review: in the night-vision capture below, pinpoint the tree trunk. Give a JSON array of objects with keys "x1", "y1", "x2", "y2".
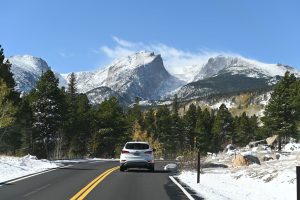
[{"x1": 278, "y1": 136, "x2": 282, "y2": 151}]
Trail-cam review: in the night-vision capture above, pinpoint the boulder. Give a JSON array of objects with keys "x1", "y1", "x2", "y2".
[
  {"x1": 244, "y1": 155, "x2": 260, "y2": 165},
  {"x1": 233, "y1": 154, "x2": 260, "y2": 167},
  {"x1": 266, "y1": 135, "x2": 278, "y2": 146},
  {"x1": 164, "y1": 163, "x2": 178, "y2": 172},
  {"x1": 176, "y1": 156, "x2": 184, "y2": 161},
  {"x1": 233, "y1": 155, "x2": 248, "y2": 167},
  {"x1": 262, "y1": 155, "x2": 273, "y2": 161}
]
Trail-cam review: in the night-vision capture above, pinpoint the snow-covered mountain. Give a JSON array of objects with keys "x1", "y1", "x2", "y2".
[
  {"x1": 8, "y1": 55, "x2": 67, "y2": 92},
  {"x1": 7, "y1": 52, "x2": 300, "y2": 105},
  {"x1": 193, "y1": 55, "x2": 300, "y2": 82},
  {"x1": 64, "y1": 51, "x2": 184, "y2": 103},
  {"x1": 172, "y1": 55, "x2": 300, "y2": 101}
]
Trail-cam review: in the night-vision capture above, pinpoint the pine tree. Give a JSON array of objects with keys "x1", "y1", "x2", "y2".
[
  {"x1": 183, "y1": 104, "x2": 197, "y2": 150},
  {"x1": 19, "y1": 98, "x2": 35, "y2": 155},
  {"x1": 235, "y1": 112, "x2": 251, "y2": 146},
  {"x1": 0, "y1": 45, "x2": 19, "y2": 103},
  {"x1": 30, "y1": 70, "x2": 65, "y2": 158},
  {"x1": 0, "y1": 46, "x2": 22, "y2": 153},
  {"x1": 156, "y1": 105, "x2": 174, "y2": 157},
  {"x1": 91, "y1": 97, "x2": 128, "y2": 157},
  {"x1": 249, "y1": 115, "x2": 259, "y2": 141},
  {"x1": 67, "y1": 72, "x2": 77, "y2": 103},
  {"x1": 262, "y1": 71, "x2": 298, "y2": 150},
  {"x1": 144, "y1": 108, "x2": 156, "y2": 137},
  {"x1": 212, "y1": 104, "x2": 234, "y2": 152},
  {"x1": 171, "y1": 95, "x2": 184, "y2": 152},
  {"x1": 196, "y1": 108, "x2": 213, "y2": 152},
  {"x1": 68, "y1": 94, "x2": 91, "y2": 157}
]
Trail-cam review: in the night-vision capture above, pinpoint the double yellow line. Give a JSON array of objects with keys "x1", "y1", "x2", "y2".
[{"x1": 70, "y1": 166, "x2": 119, "y2": 200}]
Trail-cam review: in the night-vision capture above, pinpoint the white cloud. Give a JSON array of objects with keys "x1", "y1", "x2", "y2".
[
  {"x1": 101, "y1": 45, "x2": 135, "y2": 59},
  {"x1": 112, "y1": 36, "x2": 138, "y2": 48},
  {"x1": 99, "y1": 36, "x2": 237, "y2": 81},
  {"x1": 58, "y1": 51, "x2": 74, "y2": 58}
]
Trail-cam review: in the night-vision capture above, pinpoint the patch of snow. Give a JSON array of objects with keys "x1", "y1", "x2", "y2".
[
  {"x1": 177, "y1": 144, "x2": 300, "y2": 200},
  {"x1": 178, "y1": 166, "x2": 296, "y2": 200},
  {"x1": 210, "y1": 99, "x2": 235, "y2": 109},
  {"x1": 283, "y1": 143, "x2": 300, "y2": 152},
  {"x1": 0, "y1": 155, "x2": 60, "y2": 183},
  {"x1": 240, "y1": 151, "x2": 256, "y2": 156}
]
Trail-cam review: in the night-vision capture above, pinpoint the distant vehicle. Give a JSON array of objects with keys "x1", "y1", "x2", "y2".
[{"x1": 119, "y1": 142, "x2": 155, "y2": 172}]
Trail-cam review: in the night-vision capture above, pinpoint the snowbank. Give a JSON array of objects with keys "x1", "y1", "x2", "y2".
[
  {"x1": 178, "y1": 167, "x2": 296, "y2": 200},
  {"x1": 177, "y1": 143, "x2": 300, "y2": 200},
  {"x1": 283, "y1": 143, "x2": 300, "y2": 152},
  {"x1": 0, "y1": 155, "x2": 60, "y2": 183}
]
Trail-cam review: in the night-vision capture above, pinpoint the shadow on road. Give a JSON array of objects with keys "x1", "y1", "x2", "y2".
[
  {"x1": 0, "y1": 183, "x2": 14, "y2": 186},
  {"x1": 165, "y1": 178, "x2": 204, "y2": 200},
  {"x1": 125, "y1": 169, "x2": 169, "y2": 173},
  {"x1": 58, "y1": 167, "x2": 97, "y2": 171}
]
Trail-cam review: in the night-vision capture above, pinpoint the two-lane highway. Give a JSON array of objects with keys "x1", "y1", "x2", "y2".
[{"x1": 0, "y1": 160, "x2": 191, "y2": 200}]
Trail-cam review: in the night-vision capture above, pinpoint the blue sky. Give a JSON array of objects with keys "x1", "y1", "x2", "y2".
[{"x1": 1, "y1": 0, "x2": 300, "y2": 73}]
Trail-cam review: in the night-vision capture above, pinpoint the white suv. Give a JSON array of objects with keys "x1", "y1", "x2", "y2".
[{"x1": 119, "y1": 142, "x2": 155, "y2": 172}]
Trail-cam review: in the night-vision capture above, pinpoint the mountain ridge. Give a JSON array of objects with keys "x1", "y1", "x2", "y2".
[{"x1": 6, "y1": 52, "x2": 300, "y2": 105}]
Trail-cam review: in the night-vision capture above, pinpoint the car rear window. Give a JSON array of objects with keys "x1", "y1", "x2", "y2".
[{"x1": 125, "y1": 143, "x2": 149, "y2": 150}]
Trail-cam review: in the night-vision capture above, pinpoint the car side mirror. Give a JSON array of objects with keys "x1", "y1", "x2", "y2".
[{"x1": 153, "y1": 148, "x2": 156, "y2": 152}]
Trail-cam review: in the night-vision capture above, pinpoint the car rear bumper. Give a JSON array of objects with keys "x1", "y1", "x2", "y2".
[{"x1": 120, "y1": 161, "x2": 154, "y2": 169}]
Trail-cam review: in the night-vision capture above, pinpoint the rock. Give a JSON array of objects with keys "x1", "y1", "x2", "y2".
[
  {"x1": 272, "y1": 153, "x2": 280, "y2": 160},
  {"x1": 224, "y1": 144, "x2": 235, "y2": 152},
  {"x1": 248, "y1": 140, "x2": 266, "y2": 148},
  {"x1": 164, "y1": 163, "x2": 178, "y2": 172},
  {"x1": 233, "y1": 154, "x2": 261, "y2": 167},
  {"x1": 233, "y1": 155, "x2": 248, "y2": 167},
  {"x1": 262, "y1": 155, "x2": 273, "y2": 161},
  {"x1": 266, "y1": 135, "x2": 278, "y2": 146},
  {"x1": 202, "y1": 162, "x2": 228, "y2": 168},
  {"x1": 176, "y1": 156, "x2": 184, "y2": 161},
  {"x1": 244, "y1": 155, "x2": 261, "y2": 165},
  {"x1": 224, "y1": 144, "x2": 237, "y2": 156}
]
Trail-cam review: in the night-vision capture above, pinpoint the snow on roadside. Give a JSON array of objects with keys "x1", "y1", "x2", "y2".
[
  {"x1": 52, "y1": 158, "x2": 119, "y2": 164},
  {"x1": 0, "y1": 155, "x2": 61, "y2": 183},
  {"x1": 177, "y1": 143, "x2": 300, "y2": 200},
  {"x1": 178, "y1": 166, "x2": 296, "y2": 200}
]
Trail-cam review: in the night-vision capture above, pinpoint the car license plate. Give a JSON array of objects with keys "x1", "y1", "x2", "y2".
[{"x1": 134, "y1": 152, "x2": 140, "y2": 156}]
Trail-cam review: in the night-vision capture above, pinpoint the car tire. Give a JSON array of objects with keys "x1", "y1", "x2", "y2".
[
  {"x1": 149, "y1": 166, "x2": 154, "y2": 172},
  {"x1": 120, "y1": 166, "x2": 126, "y2": 172}
]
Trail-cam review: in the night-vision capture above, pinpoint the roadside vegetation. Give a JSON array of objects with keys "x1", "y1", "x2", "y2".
[{"x1": 1, "y1": 45, "x2": 300, "y2": 160}]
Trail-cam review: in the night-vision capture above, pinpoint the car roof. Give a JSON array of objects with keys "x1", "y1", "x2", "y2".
[{"x1": 126, "y1": 141, "x2": 149, "y2": 144}]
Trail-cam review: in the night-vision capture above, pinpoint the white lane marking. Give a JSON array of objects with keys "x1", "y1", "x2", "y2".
[
  {"x1": 88, "y1": 161, "x2": 103, "y2": 164},
  {"x1": 169, "y1": 176, "x2": 195, "y2": 200},
  {"x1": 60, "y1": 164, "x2": 74, "y2": 168},
  {"x1": 23, "y1": 184, "x2": 51, "y2": 197},
  {"x1": 0, "y1": 164, "x2": 74, "y2": 186}
]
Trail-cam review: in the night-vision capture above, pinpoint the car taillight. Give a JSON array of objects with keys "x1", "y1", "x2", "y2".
[
  {"x1": 122, "y1": 150, "x2": 129, "y2": 154},
  {"x1": 145, "y1": 151, "x2": 152, "y2": 154}
]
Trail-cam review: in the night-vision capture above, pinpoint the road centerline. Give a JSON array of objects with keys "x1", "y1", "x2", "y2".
[{"x1": 70, "y1": 166, "x2": 119, "y2": 200}]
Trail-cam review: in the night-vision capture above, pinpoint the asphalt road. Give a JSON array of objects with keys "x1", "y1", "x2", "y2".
[{"x1": 0, "y1": 160, "x2": 192, "y2": 200}]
